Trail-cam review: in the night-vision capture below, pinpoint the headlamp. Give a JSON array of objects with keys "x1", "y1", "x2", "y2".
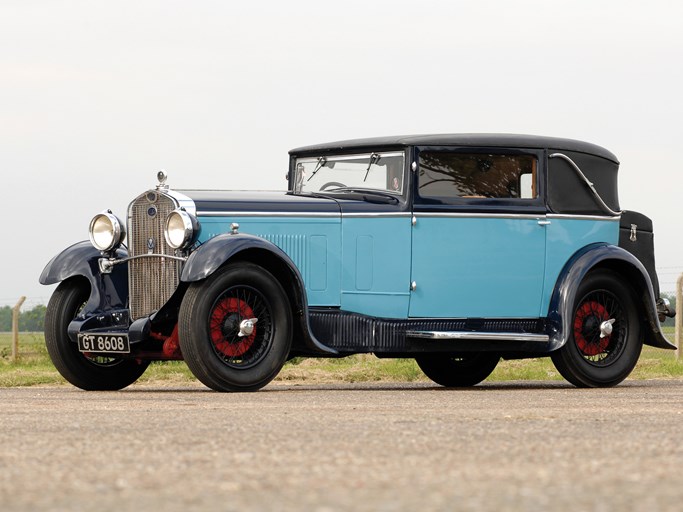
[
  {"x1": 164, "y1": 208, "x2": 198, "y2": 249},
  {"x1": 89, "y1": 210, "x2": 125, "y2": 252}
]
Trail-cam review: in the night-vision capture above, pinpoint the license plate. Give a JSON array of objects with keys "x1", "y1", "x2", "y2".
[{"x1": 77, "y1": 333, "x2": 130, "y2": 354}]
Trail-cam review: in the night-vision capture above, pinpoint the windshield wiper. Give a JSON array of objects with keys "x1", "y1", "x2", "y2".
[
  {"x1": 363, "y1": 153, "x2": 380, "y2": 182},
  {"x1": 306, "y1": 156, "x2": 327, "y2": 182},
  {"x1": 322, "y1": 187, "x2": 399, "y2": 204}
]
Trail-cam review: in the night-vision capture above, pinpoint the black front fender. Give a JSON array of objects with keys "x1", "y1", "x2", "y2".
[
  {"x1": 39, "y1": 241, "x2": 129, "y2": 315},
  {"x1": 547, "y1": 243, "x2": 675, "y2": 351},
  {"x1": 181, "y1": 234, "x2": 338, "y2": 356}
]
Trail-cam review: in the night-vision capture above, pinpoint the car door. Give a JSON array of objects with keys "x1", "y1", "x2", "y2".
[{"x1": 409, "y1": 147, "x2": 547, "y2": 319}]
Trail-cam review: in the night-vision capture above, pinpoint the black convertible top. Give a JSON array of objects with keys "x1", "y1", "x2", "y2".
[{"x1": 289, "y1": 133, "x2": 619, "y2": 164}]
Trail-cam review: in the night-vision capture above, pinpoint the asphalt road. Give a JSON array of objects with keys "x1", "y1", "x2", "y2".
[{"x1": 1, "y1": 380, "x2": 683, "y2": 512}]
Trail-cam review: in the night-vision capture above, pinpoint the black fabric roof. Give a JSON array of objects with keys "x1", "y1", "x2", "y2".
[{"x1": 289, "y1": 133, "x2": 619, "y2": 164}]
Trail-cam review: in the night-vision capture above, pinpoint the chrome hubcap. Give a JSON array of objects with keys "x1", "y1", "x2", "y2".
[
  {"x1": 238, "y1": 318, "x2": 258, "y2": 337},
  {"x1": 599, "y1": 318, "x2": 615, "y2": 338}
]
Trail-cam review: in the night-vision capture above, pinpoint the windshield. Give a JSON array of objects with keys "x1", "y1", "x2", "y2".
[{"x1": 292, "y1": 152, "x2": 405, "y2": 195}]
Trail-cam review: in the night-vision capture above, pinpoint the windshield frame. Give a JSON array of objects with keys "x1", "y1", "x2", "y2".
[{"x1": 289, "y1": 150, "x2": 407, "y2": 198}]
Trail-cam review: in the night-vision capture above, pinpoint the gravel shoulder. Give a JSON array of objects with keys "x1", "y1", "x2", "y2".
[{"x1": 1, "y1": 380, "x2": 683, "y2": 511}]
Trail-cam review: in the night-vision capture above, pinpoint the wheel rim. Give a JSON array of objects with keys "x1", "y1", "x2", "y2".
[
  {"x1": 83, "y1": 355, "x2": 126, "y2": 367},
  {"x1": 208, "y1": 285, "x2": 273, "y2": 369},
  {"x1": 573, "y1": 290, "x2": 627, "y2": 366}
]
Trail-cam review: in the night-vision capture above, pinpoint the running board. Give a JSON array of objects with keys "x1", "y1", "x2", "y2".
[{"x1": 406, "y1": 331, "x2": 550, "y2": 342}]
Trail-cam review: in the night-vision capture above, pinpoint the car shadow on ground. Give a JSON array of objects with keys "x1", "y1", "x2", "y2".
[{"x1": 117, "y1": 379, "x2": 668, "y2": 394}]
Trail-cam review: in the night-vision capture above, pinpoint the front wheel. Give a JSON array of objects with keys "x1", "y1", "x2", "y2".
[
  {"x1": 551, "y1": 271, "x2": 643, "y2": 387},
  {"x1": 416, "y1": 353, "x2": 500, "y2": 387},
  {"x1": 178, "y1": 262, "x2": 293, "y2": 392},
  {"x1": 45, "y1": 279, "x2": 149, "y2": 390}
]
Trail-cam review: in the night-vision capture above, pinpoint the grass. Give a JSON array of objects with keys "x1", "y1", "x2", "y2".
[
  {"x1": 1, "y1": 330, "x2": 681, "y2": 388},
  {"x1": 0, "y1": 333, "x2": 63, "y2": 387}
]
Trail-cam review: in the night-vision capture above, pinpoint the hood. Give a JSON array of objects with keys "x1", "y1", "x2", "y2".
[{"x1": 178, "y1": 190, "x2": 341, "y2": 216}]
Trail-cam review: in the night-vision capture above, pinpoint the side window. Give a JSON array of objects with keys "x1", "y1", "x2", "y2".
[{"x1": 418, "y1": 152, "x2": 537, "y2": 201}]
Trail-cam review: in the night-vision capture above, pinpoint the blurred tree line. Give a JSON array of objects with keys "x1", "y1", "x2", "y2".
[{"x1": 0, "y1": 304, "x2": 46, "y2": 332}]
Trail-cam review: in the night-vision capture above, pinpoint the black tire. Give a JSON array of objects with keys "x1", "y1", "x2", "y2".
[
  {"x1": 415, "y1": 353, "x2": 500, "y2": 387},
  {"x1": 44, "y1": 279, "x2": 149, "y2": 390},
  {"x1": 178, "y1": 262, "x2": 293, "y2": 392},
  {"x1": 551, "y1": 270, "x2": 643, "y2": 388}
]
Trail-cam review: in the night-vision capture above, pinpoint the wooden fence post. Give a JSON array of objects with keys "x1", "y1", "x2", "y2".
[
  {"x1": 12, "y1": 296, "x2": 26, "y2": 363},
  {"x1": 676, "y1": 275, "x2": 682, "y2": 360}
]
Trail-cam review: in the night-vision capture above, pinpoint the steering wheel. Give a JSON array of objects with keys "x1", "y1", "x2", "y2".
[{"x1": 319, "y1": 181, "x2": 347, "y2": 191}]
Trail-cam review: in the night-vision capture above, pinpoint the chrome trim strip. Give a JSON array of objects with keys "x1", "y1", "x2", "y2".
[
  {"x1": 197, "y1": 211, "x2": 341, "y2": 218},
  {"x1": 406, "y1": 330, "x2": 550, "y2": 342},
  {"x1": 199, "y1": 212, "x2": 621, "y2": 221},
  {"x1": 547, "y1": 213, "x2": 621, "y2": 222},
  {"x1": 413, "y1": 212, "x2": 545, "y2": 220},
  {"x1": 117, "y1": 253, "x2": 188, "y2": 264},
  {"x1": 341, "y1": 212, "x2": 412, "y2": 219},
  {"x1": 548, "y1": 153, "x2": 622, "y2": 217},
  {"x1": 198, "y1": 211, "x2": 412, "y2": 219},
  {"x1": 341, "y1": 290, "x2": 411, "y2": 297},
  {"x1": 100, "y1": 253, "x2": 188, "y2": 273}
]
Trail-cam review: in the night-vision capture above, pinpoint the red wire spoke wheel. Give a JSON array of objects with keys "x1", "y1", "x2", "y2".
[
  {"x1": 178, "y1": 262, "x2": 293, "y2": 392},
  {"x1": 210, "y1": 297, "x2": 257, "y2": 358},
  {"x1": 573, "y1": 300, "x2": 612, "y2": 357},
  {"x1": 208, "y1": 286, "x2": 273, "y2": 369},
  {"x1": 572, "y1": 290, "x2": 625, "y2": 365},
  {"x1": 551, "y1": 270, "x2": 642, "y2": 388}
]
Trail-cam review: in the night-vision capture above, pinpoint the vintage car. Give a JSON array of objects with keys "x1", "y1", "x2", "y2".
[{"x1": 40, "y1": 134, "x2": 676, "y2": 391}]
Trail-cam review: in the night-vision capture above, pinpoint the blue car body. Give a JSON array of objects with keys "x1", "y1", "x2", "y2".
[{"x1": 40, "y1": 134, "x2": 676, "y2": 391}]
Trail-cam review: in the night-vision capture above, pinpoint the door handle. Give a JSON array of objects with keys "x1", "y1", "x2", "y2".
[{"x1": 537, "y1": 220, "x2": 551, "y2": 226}]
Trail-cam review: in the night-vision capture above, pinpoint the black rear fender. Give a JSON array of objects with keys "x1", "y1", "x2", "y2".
[{"x1": 548, "y1": 243, "x2": 675, "y2": 351}]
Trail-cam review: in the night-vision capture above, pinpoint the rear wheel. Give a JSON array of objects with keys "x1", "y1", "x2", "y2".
[
  {"x1": 178, "y1": 262, "x2": 293, "y2": 392},
  {"x1": 45, "y1": 279, "x2": 149, "y2": 390},
  {"x1": 416, "y1": 353, "x2": 500, "y2": 387},
  {"x1": 551, "y1": 271, "x2": 642, "y2": 387}
]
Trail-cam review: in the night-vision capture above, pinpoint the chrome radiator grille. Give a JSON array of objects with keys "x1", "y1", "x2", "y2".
[{"x1": 127, "y1": 191, "x2": 181, "y2": 320}]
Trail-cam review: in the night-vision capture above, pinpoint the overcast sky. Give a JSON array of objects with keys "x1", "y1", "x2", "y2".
[{"x1": 2, "y1": 0, "x2": 682, "y2": 308}]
